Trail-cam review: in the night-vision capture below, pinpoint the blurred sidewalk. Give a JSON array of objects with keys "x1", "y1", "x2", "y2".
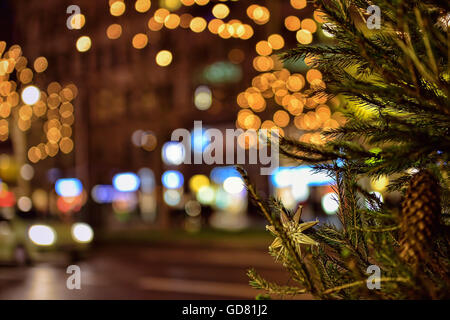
[{"x1": 0, "y1": 231, "x2": 313, "y2": 300}]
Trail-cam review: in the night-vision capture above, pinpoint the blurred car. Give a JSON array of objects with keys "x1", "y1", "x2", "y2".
[{"x1": 0, "y1": 208, "x2": 94, "y2": 265}]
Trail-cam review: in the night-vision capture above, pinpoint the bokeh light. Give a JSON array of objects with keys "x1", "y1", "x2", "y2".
[
  {"x1": 185, "y1": 200, "x2": 201, "y2": 217},
  {"x1": 20, "y1": 164, "x2": 34, "y2": 181},
  {"x1": 162, "y1": 142, "x2": 185, "y2": 165},
  {"x1": 194, "y1": 86, "x2": 212, "y2": 110},
  {"x1": 21, "y1": 85, "x2": 40, "y2": 105},
  {"x1": 135, "y1": 0, "x2": 151, "y2": 13},
  {"x1": 223, "y1": 177, "x2": 244, "y2": 194},
  {"x1": 113, "y1": 172, "x2": 141, "y2": 192},
  {"x1": 91, "y1": 185, "x2": 115, "y2": 203},
  {"x1": 161, "y1": 0, "x2": 182, "y2": 11},
  {"x1": 155, "y1": 50, "x2": 173, "y2": 66},
  {"x1": 196, "y1": 185, "x2": 215, "y2": 205},
  {"x1": 212, "y1": 4, "x2": 230, "y2": 19},
  {"x1": 33, "y1": 57, "x2": 48, "y2": 73},
  {"x1": 55, "y1": 178, "x2": 83, "y2": 197},
  {"x1": 285, "y1": 16, "x2": 301, "y2": 31},
  {"x1": 164, "y1": 189, "x2": 182, "y2": 206},
  {"x1": 76, "y1": 36, "x2": 92, "y2": 52},
  {"x1": 71, "y1": 223, "x2": 94, "y2": 243},
  {"x1": 296, "y1": 29, "x2": 313, "y2": 44},
  {"x1": 190, "y1": 17, "x2": 207, "y2": 33},
  {"x1": 132, "y1": 33, "x2": 148, "y2": 49},
  {"x1": 18, "y1": 196, "x2": 32, "y2": 212},
  {"x1": 189, "y1": 174, "x2": 210, "y2": 193},
  {"x1": 290, "y1": 0, "x2": 307, "y2": 10},
  {"x1": 106, "y1": 24, "x2": 123, "y2": 39},
  {"x1": 69, "y1": 13, "x2": 86, "y2": 29},
  {"x1": 321, "y1": 192, "x2": 339, "y2": 215},
  {"x1": 28, "y1": 225, "x2": 56, "y2": 246},
  {"x1": 162, "y1": 170, "x2": 184, "y2": 189},
  {"x1": 110, "y1": 1, "x2": 126, "y2": 16}
]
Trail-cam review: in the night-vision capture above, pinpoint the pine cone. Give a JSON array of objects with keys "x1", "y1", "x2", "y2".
[{"x1": 399, "y1": 170, "x2": 441, "y2": 267}]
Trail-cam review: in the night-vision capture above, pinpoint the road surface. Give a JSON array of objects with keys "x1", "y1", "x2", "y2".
[{"x1": 0, "y1": 242, "x2": 305, "y2": 299}]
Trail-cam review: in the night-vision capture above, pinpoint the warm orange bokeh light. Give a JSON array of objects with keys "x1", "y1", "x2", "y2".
[
  {"x1": 268, "y1": 34, "x2": 285, "y2": 50},
  {"x1": 255, "y1": 41, "x2": 272, "y2": 56},
  {"x1": 135, "y1": 0, "x2": 151, "y2": 13},
  {"x1": 296, "y1": 29, "x2": 313, "y2": 44},
  {"x1": 285, "y1": 16, "x2": 301, "y2": 31},
  {"x1": 132, "y1": 33, "x2": 148, "y2": 49},
  {"x1": 290, "y1": 0, "x2": 307, "y2": 10},
  {"x1": 190, "y1": 17, "x2": 207, "y2": 33},
  {"x1": 110, "y1": 1, "x2": 126, "y2": 16},
  {"x1": 164, "y1": 14, "x2": 180, "y2": 29},
  {"x1": 106, "y1": 24, "x2": 123, "y2": 39}
]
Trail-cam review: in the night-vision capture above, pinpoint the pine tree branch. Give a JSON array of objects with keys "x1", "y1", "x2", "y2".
[{"x1": 247, "y1": 269, "x2": 306, "y2": 296}]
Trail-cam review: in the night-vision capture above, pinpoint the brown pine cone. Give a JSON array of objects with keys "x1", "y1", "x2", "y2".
[{"x1": 399, "y1": 170, "x2": 441, "y2": 267}]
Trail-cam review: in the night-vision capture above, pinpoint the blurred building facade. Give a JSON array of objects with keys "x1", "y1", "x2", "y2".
[
  {"x1": 7, "y1": 0, "x2": 298, "y2": 229},
  {"x1": 3, "y1": 0, "x2": 348, "y2": 232}
]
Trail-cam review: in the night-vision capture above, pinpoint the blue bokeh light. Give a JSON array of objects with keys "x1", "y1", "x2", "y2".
[
  {"x1": 55, "y1": 178, "x2": 83, "y2": 197},
  {"x1": 138, "y1": 168, "x2": 155, "y2": 193},
  {"x1": 162, "y1": 170, "x2": 184, "y2": 189},
  {"x1": 210, "y1": 166, "x2": 240, "y2": 184},
  {"x1": 91, "y1": 185, "x2": 115, "y2": 203},
  {"x1": 191, "y1": 128, "x2": 210, "y2": 154}
]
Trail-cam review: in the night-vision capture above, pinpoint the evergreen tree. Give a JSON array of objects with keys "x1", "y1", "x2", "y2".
[{"x1": 242, "y1": 0, "x2": 449, "y2": 299}]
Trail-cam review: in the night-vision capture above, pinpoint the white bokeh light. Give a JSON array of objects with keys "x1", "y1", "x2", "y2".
[
  {"x1": 71, "y1": 223, "x2": 94, "y2": 243},
  {"x1": 197, "y1": 186, "x2": 215, "y2": 205},
  {"x1": 18, "y1": 196, "x2": 32, "y2": 212},
  {"x1": 321, "y1": 192, "x2": 339, "y2": 215},
  {"x1": 28, "y1": 225, "x2": 56, "y2": 246},
  {"x1": 21, "y1": 85, "x2": 41, "y2": 105},
  {"x1": 164, "y1": 189, "x2": 181, "y2": 206},
  {"x1": 223, "y1": 177, "x2": 244, "y2": 194},
  {"x1": 291, "y1": 182, "x2": 310, "y2": 202},
  {"x1": 113, "y1": 173, "x2": 140, "y2": 192},
  {"x1": 20, "y1": 164, "x2": 35, "y2": 181},
  {"x1": 162, "y1": 142, "x2": 185, "y2": 165}
]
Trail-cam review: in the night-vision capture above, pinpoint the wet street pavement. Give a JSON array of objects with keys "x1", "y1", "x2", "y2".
[{"x1": 0, "y1": 241, "x2": 299, "y2": 300}]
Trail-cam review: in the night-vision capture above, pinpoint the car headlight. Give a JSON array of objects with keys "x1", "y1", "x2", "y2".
[
  {"x1": 28, "y1": 225, "x2": 56, "y2": 246},
  {"x1": 71, "y1": 222, "x2": 94, "y2": 243}
]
